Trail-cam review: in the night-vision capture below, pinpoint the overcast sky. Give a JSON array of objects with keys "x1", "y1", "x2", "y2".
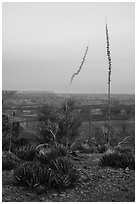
[{"x1": 2, "y1": 2, "x2": 135, "y2": 94}]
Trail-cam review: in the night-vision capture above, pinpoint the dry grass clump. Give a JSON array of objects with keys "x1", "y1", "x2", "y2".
[
  {"x1": 100, "y1": 148, "x2": 135, "y2": 169},
  {"x1": 14, "y1": 157, "x2": 80, "y2": 191}
]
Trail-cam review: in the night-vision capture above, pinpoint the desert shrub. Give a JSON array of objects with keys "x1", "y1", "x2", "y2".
[
  {"x1": 14, "y1": 162, "x2": 40, "y2": 187},
  {"x1": 2, "y1": 134, "x2": 17, "y2": 151},
  {"x1": 2, "y1": 114, "x2": 22, "y2": 151},
  {"x1": 14, "y1": 137, "x2": 29, "y2": 147},
  {"x1": 48, "y1": 157, "x2": 80, "y2": 189},
  {"x1": 77, "y1": 144, "x2": 94, "y2": 154},
  {"x1": 38, "y1": 104, "x2": 60, "y2": 145},
  {"x1": 38, "y1": 99, "x2": 81, "y2": 146},
  {"x1": 96, "y1": 143, "x2": 107, "y2": 153},
  {"x1": 2, "y1": 151, "x2": 20, "y2": 171},
  {"x1": 117, "y1": 147, "x2": 132, "y2": 154},
  {"x1": 2, "y1": 114, "x2": 11, "y2": 134},
  {"x1": 12, "y1": 121, "x2": 20, "y2": 137},
  {"x1": 36, "y1": 144, "x2": 68, "y2": 164},
  {"x1": 14, "y1": 157, "x2": 80, "y2": 190},
  {"x1": 100, "y1": 148, "x2": 135, "y2": 169},
  {"x1": 14, "y1": 144, "x2": 36, "y2": 161},
  {"x1": 48, "y1": 144, "x2": 68, "y2": 159},
  {"x1": 70, "y1": 141, "x2": 82, "y2": 152},
  {"x1": 2, "y1": 134, "x2": 11, "y2": 151},
  {"x1": 14, "y1": 161, "x2": 56, "y2": 188},
  {"x1": 117, "y1": 147, "x2": 135, "y2": 160},
  {"x1": 3, "y1": 156, "x2": 15, "y2": 171},
  {"x1": 72, "y1": 141, "x2": 96, "y2": 154},
  {"x1": 2, "y1": 134, "x2": 30, "y2": 152}
]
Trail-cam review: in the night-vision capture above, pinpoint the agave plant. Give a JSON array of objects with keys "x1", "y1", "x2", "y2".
[
  {"x1": 48, "y1": 157, "x2": 80, "y2": 189},
  {"x1": 14, "y1": 162, "x2": 39, "y2": 187},
  {"x1": 14, "y1": 144, "x2": 36, "y2": 161},
  {"x1": 36, "y1": 144, "x2": 68, "y2": 164},
  {"x1": 14, "y1": 156, "x2": 80, "y2": 190}
]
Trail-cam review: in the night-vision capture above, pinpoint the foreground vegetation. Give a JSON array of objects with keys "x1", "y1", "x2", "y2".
[
  {"x1": 3, "y1": 152, "x2": 135, "y2": 202},
  {"x1": 2, "y1": 97, "x2": 135, "y2": 202}
]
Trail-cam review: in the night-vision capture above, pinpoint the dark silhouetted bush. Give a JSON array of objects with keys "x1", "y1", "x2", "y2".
[
  {"x1": 3, "y1": 157, "x2": 15, "y2": 171},
  {"x1": 38, "y1": 99, "x2": 81, "y2": 146},
  {"x1": 14, "y1": 144, "x2": 36, "y2": 161},
  {"x1": 2, "y1": 114, "x2": 11, "y2": 134},
  {"x1": 15, "y1": 137, "x2": 29, "y2": 147},
  {"x1": 2, "y1": 151, "x2": 21, "y2": 171},
  {"x1": 12, "y1": 121, "x2": 20, "y2": 137},
  {"x1": 100, "y1": 148, "x2": 135, "y2": 169},
  {"x1": 50, "y1": 157, "x2": 80, "y2": 189},
  {"x1": 36, "y1": 144, "x2": 68, "y2": 164},
  {"x1": 14, "y1": 162, "x2": 40, "y2": 187},
  {"x1": 14, "y1": 157, "x2": 80, "y2": 190}
]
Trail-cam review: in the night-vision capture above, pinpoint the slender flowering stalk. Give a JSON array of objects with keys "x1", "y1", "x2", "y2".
[
  {"x1": 69, "y1": 45, "x2": 89, "y2": 88},
  {"x1": 105, "y1": 19, "x2": 112, "y2": 146},
  {"x1": 65, "y1": 45, "x2": 89, "y2": 113}
]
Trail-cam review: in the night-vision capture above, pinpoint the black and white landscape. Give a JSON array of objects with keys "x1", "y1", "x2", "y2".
[{"x1": 2, "y1": 2, "x2": 135, "y2": 202}]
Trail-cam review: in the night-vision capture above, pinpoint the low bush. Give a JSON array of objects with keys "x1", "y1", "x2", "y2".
[
  {"x1": 48, "y1": 157, "x2": 80, "y2": 189},
  {"x1": 96, "y1": 144, "x2": 107, "y2": 153},
  {"x1": 76, "y1": 143, "x2": 94, "y2": 154},
  {"x1": 2, "y1": 151, "x2": 21, "y2": 171},
  {"x1": 2, "y1": 134, "x2": 18, "y2": 151},
  {"x1": 14, "y1": 157, "x2": 80, "y2": 191},
  {"x1": 2, "y1": 135, "x2": 11, "y2": 151},
  {"x1": 117, "y1": 147, "x2": 133, "y2": 155},
  {"x1": 3, "y1": 156, "x2": 15, "y2": 171},
  {"x1": 36, "y1": 144, "x2": 68, "y2": 164},
  {"x1": 14, "y1": 137, "x2": 29, "y2": 147},
  {"x1": 100, "y1": 148, "x2": 135, "y2": 169},
  {"x1": 2, "y1": 134, "x2": 30, "y2": 152},
  {"x1": 13, "y1": 144, "x2": 36, "y2": 161},
  {"x1": 14, "y1": 162, "x2": 40, "y2": 187}
]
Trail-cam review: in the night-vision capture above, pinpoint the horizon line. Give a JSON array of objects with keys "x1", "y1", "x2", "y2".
[{"x1": 2, "y1": 89, "x2": 135, "y2": 95}]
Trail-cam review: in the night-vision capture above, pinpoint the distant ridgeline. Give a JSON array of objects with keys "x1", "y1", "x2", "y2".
[
  {"x1": 2, "y1": 90, "x2": 17, "y2": 100},
  {"x1": 2, "y1": 90, "x2": 56, "y2": 99}
]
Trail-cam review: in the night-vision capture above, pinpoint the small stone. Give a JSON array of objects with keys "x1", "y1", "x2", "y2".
[
  {"x1": 52, "y1": 193, "x2": 58, "y2": 196},
  {"x1": 125, "y1": 167, "x2": 130, "y2": 173}
]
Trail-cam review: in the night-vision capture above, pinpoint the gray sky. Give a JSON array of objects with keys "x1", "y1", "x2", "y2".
[{"x1": 2, "y1": 2, "x2": 135, "y2": 94}]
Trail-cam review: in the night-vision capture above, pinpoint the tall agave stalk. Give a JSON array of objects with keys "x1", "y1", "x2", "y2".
[
  {"x1": 105, "y1": 19, "x2": 112, "y2": 146},
  {"x1": 65, "y1": 45, "x2": 89, "y2": 113}
]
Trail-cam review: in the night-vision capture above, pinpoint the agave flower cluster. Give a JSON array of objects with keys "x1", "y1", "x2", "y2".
[
  {"x1": 69, "y1": 45, "x2": 89, "y2": 86},
  {"x1": 105, "y1": 21, "x2": 112, "y2": 144},
  {"x1": 106, "y1": 23, "x2": 112, "y2": 85}
]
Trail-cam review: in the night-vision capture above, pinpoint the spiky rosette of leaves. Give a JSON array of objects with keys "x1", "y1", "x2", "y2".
[
  {"x1": 14, "y1": 157, "x2": 80, "y2": 190},
  {"x1": 13, "y1": 144, "x2": 36, "y2": 161},
  {"x1": 14, "y1": 162, "x2": 39, "y2": 187},
  {"x1": 48, "y1": 157, "x2": 80, "y2": 189},
  {"x1": 36, "y1": 144, "x2": 68, "y2": 164}
]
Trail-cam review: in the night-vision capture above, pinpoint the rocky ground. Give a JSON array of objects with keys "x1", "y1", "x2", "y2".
[{"x1": 2, "y1": 153, "x2": 135, "y2": 202}]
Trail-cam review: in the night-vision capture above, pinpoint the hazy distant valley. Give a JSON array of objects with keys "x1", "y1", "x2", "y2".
[{"x1": 2, "y1": 90, "x2": 135, "y2": 123}]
